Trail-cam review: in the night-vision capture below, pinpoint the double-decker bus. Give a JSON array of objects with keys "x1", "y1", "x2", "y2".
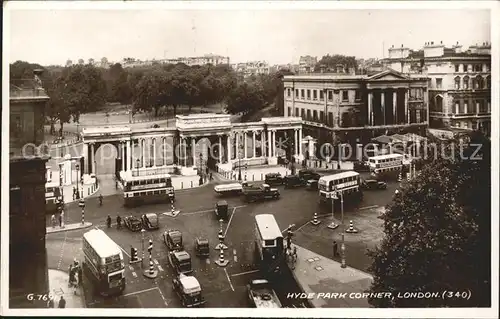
[
  {"x1": 318, "y1": 171, "x2": 362, "y2": 204},
  {"x1": 122, "y1": 172, "x2": 175, "y2": 207},
  {"x1": 254, "y1": 214, "x2": 285, "y2": 275},
  {"x1": 367, "y1": 153, "x2": 404, "y2": 180},
  {"x1": 45, "y1": 181, "x2": 61, "y2": 214},
  {"x1": 82, "y1": 229, "x2": 126, "y2": 297}
]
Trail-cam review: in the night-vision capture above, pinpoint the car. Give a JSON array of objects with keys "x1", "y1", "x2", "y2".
[
  {"x1": 214, "y1": 200, "x2": 229, "y2": 220},
  {"x1": 124, "y1": 216, "x2": 142, "y2": 232},
  {"x1": 164, "y1": 229, "x2": 183, "y2": 251},
  {"x1": 353, "y1": 161, "x2": 370, "y2": 172},
  {"x1": 264, "y1": 173, "x2": 283, "y2": 186},
  {"x1": 298, "y1": 169, "x2": 321, "y2": 182},
  {"x1": 283, "y1": 175, "x2": 303, "y2": 188},
  {"x1": 141, "y1": 213, "x2": 159, "y2": 230},
  {"x1": 194, "y1": 238, "x2": 210, "y2": 258},
  {"x1": 305, "y1": 179, "x2": 318, "y2": 191},
  {"x1": 361, "y1": 179, "x2": 387, "y2": 190}
]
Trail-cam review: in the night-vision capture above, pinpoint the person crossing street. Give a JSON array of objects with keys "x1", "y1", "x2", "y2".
[
  {"x1": 116, "y1": 215, "x2": 122, "y2": 229},
  {"x1": 98, "y1": 194, "x2": 103, "y2": 206},
  {"x1": 106, "y1": 215, "x2": 112, "y2": 228}
]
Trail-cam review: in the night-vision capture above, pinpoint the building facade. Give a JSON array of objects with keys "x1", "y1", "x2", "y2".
[
  {"x1": 9, "y1": 70, "x2": 50, "y2": 308},
  {"x1": 122, "y1": 54, "x2": 230, "y2": 68},
  {"x1": 231, "y1": 61, "x2": 271, "y2": 78},
  {"x1": 282, "y1": 69, "x2": 429, "y2": 158},
  {"x1": 299, "y1": 55, "x2": 317, "y2": 73},
  {"x1": 382, "y1": 42, "x2": 491, "y2": 135}
]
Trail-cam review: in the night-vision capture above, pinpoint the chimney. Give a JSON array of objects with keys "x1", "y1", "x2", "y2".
[
  {"x1": 336, "y1": 64, "x2": 344, "y2": 73},
  {"x1": 431, "y1": 41, "x2": 434, "y2": 45},
  {"x1": 401, "y1": 44, "x2": 403, "y2": 47},
  {"x1": 440, "y1": 40, "x2": 443, "y2": 44}
]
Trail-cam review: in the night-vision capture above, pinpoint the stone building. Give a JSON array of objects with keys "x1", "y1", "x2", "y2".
[
  {"x1": 282, "y1": 69, "x2": 429, "y2": 159},
  {"x1": 382, "y1": 41, "x2": 491, "y2": 135},
  {"x1": 9, "y1": 70, "x2": 51, "y2": 307}
]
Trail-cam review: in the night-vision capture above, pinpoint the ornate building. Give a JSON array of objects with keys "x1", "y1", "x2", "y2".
[
  {"x1": 382, "y1": 41, "x2": 491, "y2": 135},
  {"x1": 9, "y1": 70, "x2": 50, "y2": 308},
  {"x1": 282, "y1": 69, "x2": 429, "y2": 159}
]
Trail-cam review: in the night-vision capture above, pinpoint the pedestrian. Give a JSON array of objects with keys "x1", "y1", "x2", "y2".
[
  {"x1": 77, "y1": 265, "x2": 83, "y2": 287},
  {"x1": 68, "y1": 266, "x2": 74, "y2": 287},
  {"x1": 115, "y1": 179, "x2": 118, "y2": 189},
  {"x1": 333, "y1": 241, "x2": 339, "y2": 257},
  {"x1": 106, "y1": 215, "x2": 112, "y2": 228},
  {"x1": 116, "y1": 215, "x2": 122, "y2": 229},
  {"x1": 73, "y1": 187, "x2": 76, "y2": 200},
  {"x1": 60, "y1": 210, "x2": 65, "y2": 228},
  {"x1": 210, "y1": 172, "x2": 213, "y2": 180},
  {"x1": 206, "y1": 167, "x2": 209, "y2": 175},
  {"x1": 47, "y1": 298, "x2": 54, "y2": 308},
  {"x1": 99, "y1": 194, "x2": 103, "y2": 206},
  {"x1": 51, "y1": 214, "x2": 56, "y2": 228},
  {"x1": 58, "y1": 296, "x2": 66, "y2": 308}
]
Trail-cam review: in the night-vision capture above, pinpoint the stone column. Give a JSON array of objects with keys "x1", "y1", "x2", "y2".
[
  {"x1": 267, "y1": 130, "x2": 272, "y2": 158},
  {"x1": 90, "y1": 143, "x2": 95, "y2": 174},
  {"x1": 272, "y1": 130, "x2": 276, "y2": 157},
  {"x1": 393, "y1": 90, "x2": 397, "y2": 124},
  {"x1": 163, "y1": 137, "x2": 167, "y2": 166},
  {"x1": 81, "y1": 143, "x2": 89, "y2": 174},
  {"x1": 218, "y1": 135, "x2": 222, "y2": 163},
  {"x1": 192, "y1": 137, "x2": 196, "y2": 167},
  {"x1": 368, "y1": 91, "x2": 373, "y2": 126},
  {"x1": 152, "y1": 138, "x2": 157, "y2": 167},
  {"x1": 121, "y1": 142, "x2": 125, "y2": 171},
  {"x1": 243, "y1": 131, "x2": 248, "y2": 159},
  {"x1": 227, "y1": 134, "x2": 232, "y2": 163},
  {"x1": 405, "y1": 89, "x2": 409, "y2": 124},
  {"x1": 126, "y1": 140, "x2": 131, "y2": 171},
  {"x1": 294, "y1": 129, "x2": 299, "y2": 156},
  {"x1": 381, "y1": 90, "x2": 386, "y2": 125},
  {"x1": 235, "y1": 132, "x2": 239, "y2": 159},
  {"x1": 298, "y1": 128, "x2": 303, "y2": 158},
  {"x1": 252, "y1": 131, "x2": 256, "y2": 158}
]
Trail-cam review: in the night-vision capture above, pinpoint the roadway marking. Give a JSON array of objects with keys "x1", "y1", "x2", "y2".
[
  {"x1": 157, "y1": 265, "x2": 164, "y2": 272},
  {"x1": 153, "y1": 259, "x2": 159, "y2": 265},
  {"x1": 156, "y1": 287, "x2": 168, "y2": 307},
  {"x1": 57, "y1": 230, "x2": 68, "y2": 270},
  {"x1": 224, "y1": 207, "x2": 239, "y2": 237},
  {"x1": 132, "y1": 271, "x2": 137, "y2": 278},
  {"x1": 117, "y1": 244, "x2": 131, "y2": 258},
  {"x1": 233, "y1": 249, "x2": 237, "y2": 262},
  {"x1": 359, "y1": 205, "x2": 379, "y2": 210},
  {"x1": 295, "y1": 221, "x2": 310, "y2": 233},
  {"x1": 181, "y1": 209, "x2": 213, "y2": 216},
  {"x1": 224, "y1": 268, "x2": 235, "y2": 292},
  {"x1": 230, "y1": 269, "x2": 259, "y2": 277},
  {"x1": 122, "y1": 287, "x2": 157, "y2": 297},
  {"x1": 128, "y1": 265, "x2": 134, "y2": 271}
]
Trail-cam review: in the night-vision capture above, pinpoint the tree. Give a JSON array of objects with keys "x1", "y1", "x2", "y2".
[
  {"x1": 78, "y1": 59, "x2": 84, "y2": 65},
  {"x1": 225, "y1": 82, "x2": 266, "y2": 118},
  {"x1": 367, "y1": 132, "x2": 490, "y2": 307},
  {"x1": 65, "y1": 59, "x2": 73, "y2": 67},
  {"x1": 314, "y1": 54, "x2": 357, "y2": 72},
  {"x1": 88, "y1": 58, "x2": 95, "y2": 65}
]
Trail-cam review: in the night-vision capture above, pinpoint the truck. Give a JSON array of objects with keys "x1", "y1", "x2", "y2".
[
  {"x1": 172, "y1": 274, "x2": 206, "y2": 307},
  {"x1": 213, "y1": 181, "x2": 256, "y2": 197},
  {"x1": 247, "y1": 279, "x2": 282, "y2": 308},
  {"x1": 242, "y1": 184, "x2": 280, "y2": 203}
]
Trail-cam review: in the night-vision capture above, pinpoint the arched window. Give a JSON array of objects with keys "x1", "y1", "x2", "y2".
[
  {"x1": 463, "y1": 76, "x2": 470, "y2": 89},
  {"x1": 435, "y1": 95, "x2": 443, "y2": 112},
  {"x1": 454, "y1": 76, "x2": 461, "y2": 89},
  {"x1": 486, "y1": 76, "x2": 491, "y2": 89},
  {"x1": 476, "y1": 75, "x2": 483, "y2": 89}
]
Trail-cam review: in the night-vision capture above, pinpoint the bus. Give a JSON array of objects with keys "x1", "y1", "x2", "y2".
[
  {"x1": 82, "y1": 229, "x2": 126, "y2": 297},
  {"x1": 254, "y1": 214, "x2": 285, "y2": 275},
  {"x1": 318, "y1": 171, "x2": 363, "y2": 204},
  {"x1": 45, "y1": 181, "x2": 61, "y2": 214},
  {"x1": 367, "y1": 153, "x2": 404, "y2": 180},
  {"x1": 122, "y1": 172, "x2": 175, "y2": 207}
]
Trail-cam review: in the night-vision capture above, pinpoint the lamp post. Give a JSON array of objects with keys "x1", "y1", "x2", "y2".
[
  {"x1": 238, "y1": 141, "x2": 242, "y2": 182},
  {"x1": 327, "y1": 187, "x2": 338, "y2": 229},
  {"x1": 75, "y1": 164, "x2": 80, "y2": 199},
  {"x1": 340, "y1": 190, "x2": 346, "y2": 268}
]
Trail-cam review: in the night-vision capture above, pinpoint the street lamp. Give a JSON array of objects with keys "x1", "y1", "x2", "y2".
[
  {"x1": 141, "y1": 228, "x2": 146, "y2": 267},
  {"x1": 238, "y1": 142, "x2": 243, "y2": 182},
  {"x1": 78, "y1": 197, "x2": 85, "y2": 225},
  {"x1": 339, "y1": 190, "x2": 346, "y2": 268},
  {"x1": 327, "y1": 187, "x2": 339, "y2": 229},
  {"x1": 75, "y1": 164, "x2": 80, "y2": 199}
]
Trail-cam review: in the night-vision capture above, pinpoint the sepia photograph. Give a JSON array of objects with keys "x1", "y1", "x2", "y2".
[{"x1": 2, "y1": 1, "x2": 498, "y2": 318}]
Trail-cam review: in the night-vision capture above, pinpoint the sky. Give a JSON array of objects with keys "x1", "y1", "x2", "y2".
[{"x1": 7, "y1": 5, "x2": 491, "y2": 66}]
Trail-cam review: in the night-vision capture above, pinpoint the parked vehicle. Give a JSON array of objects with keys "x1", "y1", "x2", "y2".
[
  {"x1": 194, "y1": 238, "x2": 210, "y2": 258},
  {"x1": 353, "y1": 161, "x2": 370, "y2": 172},
  {"x1": 243, "y1": 184, "x2": 280, "y2": 203},
  {"x1": 172, "y1": 274, "x2": 206, "y2": 307},
  {"x1": 298, "y1": 169, "x2": 321, "y2": 182},
  {"x1": 283, "y1": 175, "x2": 303, "y2": 189},
  {"x1": 247, "y1": 279, "x2": 282, "y2": 308},
  {"x1": 123, "y1": 216, "x2": 142, "y2": 232},
  {"x1": 214, "y1": 200, "x2": 229, "y2": 220},
  {"x1": 168, "y1": 250, "x2": 193, "y2": 276},
  {"x1": 305, "y1": 179, "x2": 318, "y2": 191},
  {"x1": 214, "y1": 183, "x2": 243, "y2": 196},
  {"x1": 141, "y1": 213, "x2": 159, "y2": 230},
  {"x1": 163, "y1": 229, "x2": 183, "y2": 251},
  {"x1": 361, "y1": 179, "x2": 387, "y2": 190},
  {"x1": 264, "y1": 173, "x2": 283, "y2": 186}
]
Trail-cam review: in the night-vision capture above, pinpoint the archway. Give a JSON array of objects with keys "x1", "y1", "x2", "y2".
[{"x1": 93, "y1": 143, "x2": 119, "y2": 176}]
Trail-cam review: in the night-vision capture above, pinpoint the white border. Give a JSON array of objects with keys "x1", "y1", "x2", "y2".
[{"x1": 1, "y1": 1, "x2": 498, "y2": 318}]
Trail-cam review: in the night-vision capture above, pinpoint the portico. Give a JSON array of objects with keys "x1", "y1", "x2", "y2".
[{"x1": 81, "y1": 114, "x2": 304, "y2": 178}]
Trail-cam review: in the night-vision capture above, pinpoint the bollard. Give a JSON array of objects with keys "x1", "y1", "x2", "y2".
[
  {"x1": 345, "y1": 220, "x2": 358, "y2": 233},
  {"x1": 252, "y1": 175, "x2": 254, "y2": 181},
  {"x1": 190, "y1": 181, "x2": 193, "y2": 188},
  {"x1": 311, "y1": 212, "x2": 320, "y2": 225},
  {"x1": 181, "y1": 182, "x2": 184, "y2": 189},
  {"x1": 215, "y1": 246, "x2": 229, "y2": 267}
]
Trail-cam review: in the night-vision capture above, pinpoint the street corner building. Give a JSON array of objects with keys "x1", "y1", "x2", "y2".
[{"x1": 9, "y1": 70, "x2": 51, "y2": 308}]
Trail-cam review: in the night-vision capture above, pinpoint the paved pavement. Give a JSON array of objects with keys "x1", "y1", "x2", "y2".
[
  {"x1": 46, "y1": 222, "x2": 93, "y2": 234},
  {"x1": 47, "y1": 269, "x2": 85, "y2": 308},
  {"x1": 45, "y1": 176, "x2": 398, "y2": 308},
  {"x1": 289, "y1": 244, "x2": 373, "y2": 308}
]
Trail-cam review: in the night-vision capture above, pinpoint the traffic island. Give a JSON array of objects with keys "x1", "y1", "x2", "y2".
[
  {"x1": 143, "y1": 269, "x2": 158, "y2": 279},
  {"x1": 46, "y1": 222, "x2": 92, "y2": 234}
]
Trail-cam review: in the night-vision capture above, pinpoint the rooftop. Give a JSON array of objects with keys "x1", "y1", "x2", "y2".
[
  {"x1": 10, "y1": 78, "x2": 50, "y2": 100},
  {"x1": 255, "y1": 214, "x2": 283, "y2": 240}
]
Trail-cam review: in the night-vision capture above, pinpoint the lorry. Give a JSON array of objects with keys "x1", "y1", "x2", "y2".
[
  {"x1": 213, "y1": 181, "x2": 256, "y2": 197},
  {"x1": 247, "y1": 279, "x2": 282, "y2": 308},
  {"x1": 172, "y1": 273, "x2": 206, "y2": 307},
  {"x1": 242, "y1": 184, "x2": 280, "y2": 203}
]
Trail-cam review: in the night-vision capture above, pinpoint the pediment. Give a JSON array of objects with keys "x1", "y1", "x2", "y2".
[{"x1": 367, "y1": 69, "x2": 408, "y2": 81}]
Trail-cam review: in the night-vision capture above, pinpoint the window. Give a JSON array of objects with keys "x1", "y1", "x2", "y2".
[
  {"x1": 328, "y1": 112, "x2": 334, "y2": 126},
  {"x1": 313, "y1": 90, "x2": 317, "y2": 100},
  {"x1": 476, "y1": 76, "x2": 483, "y2": 89},
  {"x1": 467, "y1": 64, "x2": 473, "y2": 72},
  {"x1": 436, "y1": 78, "x2": 442, "y2": 89},
  {"x1": 307, "y1": 89, "x2": 311, "y2": 99},
  {"x1": 455, "y1": 64, "x2": 460, "y2": 72},
  {"x1": 474, "y1": 64, "x2": 482, "y2": 72},
  {"x1": 342, "y1": 90, "x2": 349, "y2": 101},
  {"x1": 313, "y1": 110, "x2": 318, "y2": 121},
  {"x1": 301, "y1": 89, "x2": 305, "y2": 98},
  {"x1": 295, "y1": 108, "x2": 299, "y2": 116},
  {"x1": 301, "y1": 109, "x2": 305, "y2": 118},
  {"x1": 287, "y1": 107, "x2": 291, "y2": 117},
  {"x1": 306, "y1": 109, "x2": 311, "y2": 120},
  {"x1": 463, "y1": 76, "x2": 469, "y2": 89},
  {"x1": 295, "y1": 89, "x2": 299, "y2": 97},
  {"x1": 10, "y1": 114, "x2": 22, "y2": 138},
  {"x1": 355, "y1": 90, "x2": 361, "y2": 101},
  {"x1": 319, "y1": 90, "x2": 324, "y2": 100},
  {"x1": 287, "y1": 88, "x2": 291, "y2": 97},
  {"x1": 454, "y1": 77, "x2": 460, "y2": 90},
  {"x1": 328, "y1": 91, "x2": 333, "y2": 101},
  {"x1": 486, "y1": 76, "x2": 491, "y2": 89},
  {"x1": 320, "y1": 111, "x2": 325, "y2": 122},
  {"x1": 471, "y1": 77, "x2": 477, "y2": 89}
]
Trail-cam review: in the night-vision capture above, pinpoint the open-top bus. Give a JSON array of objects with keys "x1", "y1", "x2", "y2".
[
  {"x1": 318, "y1": 171, "x2": 363, "y2": 204},
  {"x1": 367, "y1": 153, "x2": 404, "y2": 180},
  {"x1": 82, "y1": 229, "x2": 126, "y2": 297},
  {"x1": 45, "y1": 181, "x2": 61, "y2": 214},
  {"x1": 254, "y1": 214, "x2": 285, "y2": 275},
  {"x1": 121, "y1": 171, "x2": 175, "y2": 207}
]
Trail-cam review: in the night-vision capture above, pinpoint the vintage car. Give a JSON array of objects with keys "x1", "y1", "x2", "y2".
[
  {"x1": 163, "y1": 229, "x2": 184, "y2": 251},
  {"x1": 173, "y1": 274, "x2": 206, "y2": 307},
  {"x1": 305, "y1": 179, "x2": 319, "y2": 191},
  {"x1": 141, "y1": 213, "x2": 159, "y2": 230},
  {"x1": 283, "y1": 175, "x2": 303, "y2": 189},
  {"x1": 264, "y1": 173, "x2": 283, "y2": 186},
  {"x1": 123, "y1": 216, "x2": 142, "y2": 232},
  {"x1": 298, "y1": 169, "x2": 321, "y2": 182},
  {"x1": 361, "y1": 179, "x2": 387, "y2": 190},
  {"x1": 194, "y1": 238, "x2": 210, "y2": 258},
  {"x1": 169, "y1": 250, "x2": 193, "y2": 276}
]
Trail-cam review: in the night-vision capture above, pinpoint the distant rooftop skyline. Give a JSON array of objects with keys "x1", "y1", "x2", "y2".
[{"x1": 6, "y1": 3, "x2": 491, "y2": 66}]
